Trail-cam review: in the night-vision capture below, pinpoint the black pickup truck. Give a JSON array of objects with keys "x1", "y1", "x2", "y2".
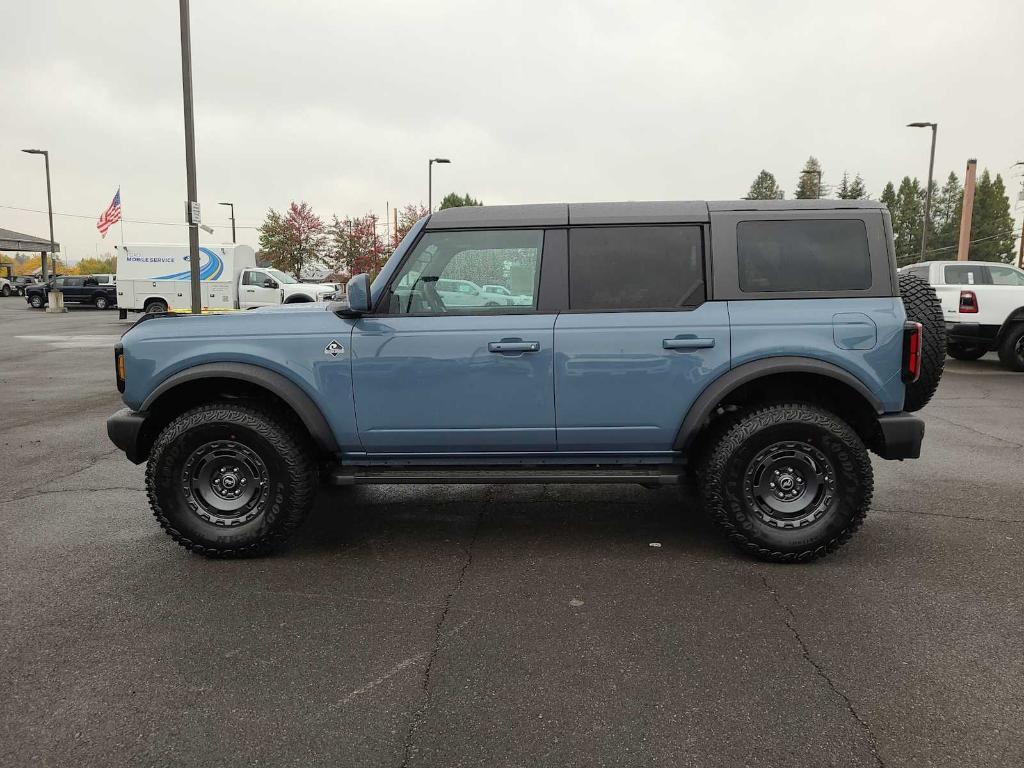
[{"x1": 25, "y1": 275, "x2": 117, "y2": 310}]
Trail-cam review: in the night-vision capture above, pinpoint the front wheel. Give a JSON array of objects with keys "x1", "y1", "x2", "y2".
[
  {"x1": 696, "y1": 403, "x2": 873, "y2": 562},
  {"x1": 146, "y1": 403, "x2": 317, "y2": 557},
  {"x1": 997, "y1": 325, "x2": 1024, "y2": 372},
  {"x1": 947, "y1": 343, "x2": 987, "y2": 361},
  {"x1": 29, "y1": 294, "x2": 44, "y2": 309},
  {"x1": 1, "y1": 284, "x2": 10, "y2": 297}
]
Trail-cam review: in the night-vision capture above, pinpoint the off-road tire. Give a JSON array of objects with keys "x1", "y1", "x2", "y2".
[
  {"x1": 899, "y1": 272, "x2": 945, "y2": 411},
  {"x1": 29, "y1": 294, "x2": 44, "y2": 309},
  {"x1": 947, "y1": 343, "x2": 987, "y2": 361},
  {"x1": 94, "y1": 295, "x2": 109, "y2": 310},
  {"x1": 997, "y1": 324, "x2": 1024, "y2": 372},
  {"x1": 144, "y1": 299, "x2": 168, "y2": 315},
  {"x1": 696, "y1": 403, "x2": 873, "y2": 563},
  {"x1": 146, "y1": 403, "x2": 317, "y2": 557}
]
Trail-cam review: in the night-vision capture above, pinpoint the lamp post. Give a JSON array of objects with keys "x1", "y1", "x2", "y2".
[
  {"x1": 428, "y1": 158, "x2": 451, "y2": 212},
  {"x1": 1013, "y1": 161, "x2": 1024, "y2": 269},
  {"x1": 907, "y1": 122, "x2": 937, "y2": 260},
  {"x1": 21, "y1": 149, "x2": 55, "y2": 281},
  {"x1": 800, "y1": 168, "x2": 822, "y2": 199},
  {"x1": 218, "y1": 202, "x2": 236, "y2": 243}
]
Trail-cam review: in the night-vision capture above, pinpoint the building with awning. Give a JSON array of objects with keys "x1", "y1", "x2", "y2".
[{"x1": 0, "y1": 227, "x2": 61, "y2": 278}]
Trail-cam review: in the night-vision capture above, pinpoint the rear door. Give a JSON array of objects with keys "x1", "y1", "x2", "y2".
[
  {"x1": 554, "y1": 225, "x2": 730, "y2": 452},
  {"x1": 351, "y1": 227, "x2": 556, "y2": 453},
  {"x1": 61, "y1": 277, "x2": 85, "y2": 303}
]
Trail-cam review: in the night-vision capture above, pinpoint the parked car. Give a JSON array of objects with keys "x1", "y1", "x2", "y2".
[
  {"x1": 25, "y1": 275, "x2": 118, "y2": 310},
  {"x1": 901, "y1": 260, "x2": 1024, "y2": 370},
  {"x1": 107, "y1": 200, "x2": 944, "y2": 562},
  {"x1": 435, "y1": 278, "x2": 518, "y2": 307},
  {"x1": 482, "y1": 284, "x2": 533, "y2": 306},
  {"x1": 11, "y1": 276, "x2": 39, "y2": 296},
  {"x1": 0, "y1": 276, "x2": 11, "y2": 297}
]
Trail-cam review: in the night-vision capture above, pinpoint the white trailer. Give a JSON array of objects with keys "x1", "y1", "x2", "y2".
[{"x1": 115, "y1": 244, "x2": 338, "y2": 316}]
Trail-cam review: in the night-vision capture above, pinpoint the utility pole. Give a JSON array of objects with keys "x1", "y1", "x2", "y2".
[
  {"x1": 1013, "y1": 162, "x2": 1024, "y2": 269},
  {"x1": 957, "y1": 159, "x2": 977, "y2": 261},
  {"x1": 392, "y1": 205, "x2": 399, "y2": 249},
  {"x1": 178, "y1": 0, "x2": 202, "y2": 313}
]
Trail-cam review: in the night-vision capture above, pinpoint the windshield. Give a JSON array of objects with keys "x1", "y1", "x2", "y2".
[{"x1": 266, "y1": 268, "x2": 298, "y2": 284}]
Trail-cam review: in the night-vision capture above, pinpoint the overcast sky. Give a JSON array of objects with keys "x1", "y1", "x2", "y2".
[{"x1": 2, "y1": 0, "x2": 1022, "y2": 263}]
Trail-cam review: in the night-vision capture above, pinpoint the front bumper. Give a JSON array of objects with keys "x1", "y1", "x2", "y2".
[
  {"x1": 874, "y1": 412, "x2": 925, "y2": 460},
  {"x1": 107, "y1": 408, "x2": 150, "y2": 464}
]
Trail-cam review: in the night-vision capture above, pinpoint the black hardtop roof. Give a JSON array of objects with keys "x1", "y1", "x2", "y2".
[{"x1": 424, "y1": 199, "x2": 885, "y2": 229}]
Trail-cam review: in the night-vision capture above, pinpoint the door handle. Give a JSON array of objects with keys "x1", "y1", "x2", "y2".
[
  {"x1": 488, "y1": 341, "x2": 540, "y2": 353},
  {"x1": 663, "y1": 337, "x2": 715, "y2": 350},
  {"x1": 245, "y1": 289, "x2": 254, "y2": 293}
]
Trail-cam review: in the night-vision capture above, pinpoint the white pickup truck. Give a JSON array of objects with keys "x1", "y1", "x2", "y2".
[
  {"x1": 901, "y1": 260, "x2": 1024, "y2": 371},
  {"x1": 115, "y1": 244, "x2": 339, "y2": 317}
]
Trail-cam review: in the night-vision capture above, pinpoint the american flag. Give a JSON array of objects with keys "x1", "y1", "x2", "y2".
[{"x1": 96, "y1": 189, "x2": 121, "y2": 238}]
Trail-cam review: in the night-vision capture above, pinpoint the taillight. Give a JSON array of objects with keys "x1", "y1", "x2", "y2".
[
  {"x1": 902, "y1": 322, "x2": 923, "y2": 383},
  {"x1": 959, "y1": 290, "x2": 978, "y2": 313}
]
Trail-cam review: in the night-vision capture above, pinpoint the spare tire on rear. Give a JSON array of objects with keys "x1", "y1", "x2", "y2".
[{"x1": 899, "y1": 272, "x2": 945, "y2": 412}]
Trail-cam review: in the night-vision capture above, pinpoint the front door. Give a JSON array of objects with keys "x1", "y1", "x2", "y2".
[
  {"x1": 240, "y1": 270, "x2": 279, "y2": 308},
  {"x1": 351, "y1": 228, "x2": 554, "y2": 453},
  {"x1": 554, "y1": 225, "x2": 730, "y2": 452}
]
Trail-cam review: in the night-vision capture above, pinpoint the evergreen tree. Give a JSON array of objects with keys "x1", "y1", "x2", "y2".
[
  {"x1": 879, "y1": 182, "x2": 897, "y2": 212},
  {"x1": 846, "y1": 173, "x2": 867, "y2": 199},
  {"x1": 929, "y1": 172, "x2": 962, "y2": 255},
  {"x1": 439, "y1": 192, "x2": 482, "y2": 210},
  {"x1": 745, "y1": 170, "x2": 784, "y2": 200},
  {"x1": 795, "y1": 157, "x2": 824, "y2": 199},
  {"x1": 892, "y1": 177, "x2": 924, "y2": 264},
  {"x1": 969, "y1": 170, "x2": 1016, "y2": 262}
]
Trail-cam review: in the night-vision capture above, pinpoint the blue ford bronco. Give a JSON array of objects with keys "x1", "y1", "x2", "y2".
[{"x1": 107, "y1": 201, "x2": 945, "y2": 562}]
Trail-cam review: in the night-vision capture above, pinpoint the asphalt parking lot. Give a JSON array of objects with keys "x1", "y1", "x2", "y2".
[{"x1": 1, "y1": 298, "x2": 1022, "y2": 768}]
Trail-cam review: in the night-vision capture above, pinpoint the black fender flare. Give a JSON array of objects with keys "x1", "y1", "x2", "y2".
[
  {"x1": 673, "y1": 356, "x2": 884, "y2": 452},
  {"x1": 141, "y1": 362, "x2": 338, "y2": 453},
  {"x1": 998, "y1": 306, "x2": 1024, "y2": 341}
]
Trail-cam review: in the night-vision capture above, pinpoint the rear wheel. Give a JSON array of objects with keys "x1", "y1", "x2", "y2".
[
  {"x1": 997, "y1": 325, "x2": 1024, "y2": 372},
  {"x1": 947, "y1": 343, "x2": 987, "y2": 361},
  {"x1": 1, "y1": 284, "x2": 10, "y2": 297},
  {"x1": 899, "y1": 272, "x2": 945, "y2": 411},
  {"x1": 94, "y1": 295, "x2": 110, "y2": 310},
  {"x1": 144, "y1": 299, "x2": 168, "y2": 314},
  {"x1": 146, "y1": 403, "x2": 317, "y2": 557},
  {"x1": 696, "y1": 403, "x2": 873, "y2": 562}
]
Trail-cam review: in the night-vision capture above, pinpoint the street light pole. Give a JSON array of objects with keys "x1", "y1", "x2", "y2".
[
  {"x1": 178, "y1": 0, "x2": 202, "y2": 314},
  {"x1": 1013, "y1": 162, "x2": 1024, "y2": 269},
  {"x1": 21, "y1": 149, "x2": 55, "y2": 281},
  {"x1": 218, "y1": 202, "x2": 236, "y2": 243},
  {"x1": 428, "y1": 157, "x2": 451, "y2": 212},
  {"x1": 908, "y1": 122, "x2": 937, "y2": 261}
]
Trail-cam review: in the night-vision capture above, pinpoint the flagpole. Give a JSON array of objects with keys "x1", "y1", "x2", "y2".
[{"x1": 118, "y1": 186, "x2": 126, "y2": 249}]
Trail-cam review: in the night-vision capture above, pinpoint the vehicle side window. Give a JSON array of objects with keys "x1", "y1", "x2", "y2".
[
  {"x1": 243, "y1": 271, "x2": 265, "y2": 286},
  {"x1": 737, "y1": 220, "x2": 871, "y2": 292},
  {"x1": 944, "y1": 264, "x2": 991, "y2": 286},
  {"x1": 84, "y1": 277, "x2": 98, "y2": 286},
  {"x1": 384, "y1": 229, "x2": 543, "y2": 314},
  {"x1": 568, "y1": 226, "x2": 704, "y2": 310},
  {"x1": 988, "y1": 266, "x2": 1024, "y2": 286},
  {"x1": 64, "y1": 277, "x2": 83, "y2": 287}
]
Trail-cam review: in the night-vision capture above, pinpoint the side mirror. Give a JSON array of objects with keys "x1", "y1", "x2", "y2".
[
  {"x1": 263, "y1": 278, "x2": 276, "y2": 289},
  {"x1": 331, "y1": 273, "x2": 370, "y2": 316}
]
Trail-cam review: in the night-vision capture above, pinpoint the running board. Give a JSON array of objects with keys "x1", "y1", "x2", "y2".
[{"x1": 326, "y1": 465, "x2": 683, "y2": 486}]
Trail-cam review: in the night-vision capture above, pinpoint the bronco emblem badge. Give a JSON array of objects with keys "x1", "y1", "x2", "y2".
[{"x1": 324, "y1": 340, "x2": 344, "y2": 357}]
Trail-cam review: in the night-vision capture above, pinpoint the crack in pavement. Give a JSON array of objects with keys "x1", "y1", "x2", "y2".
[
  {"x1": 399, "y1": 500, "x2": 487, "y2": 767},
  {"x1": 4, "y1": 487, "x2": 144, "y2": 505},
  {"x1": 926, "y1": 413, "x2": 1024, "y2": 450},
  {"x1": 872, "y1": 506, "x2": 1022, "y2": 525},
  {"x1": 761, "y1": 575, "x2": 886, "y2": 768}
]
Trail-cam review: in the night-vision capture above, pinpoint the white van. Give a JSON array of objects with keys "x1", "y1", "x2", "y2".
[{"x1": 115, "y1": 244, "x2": 338, "y2": 316}]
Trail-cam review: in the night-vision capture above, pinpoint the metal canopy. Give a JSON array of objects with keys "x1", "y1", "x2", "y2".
[{"x1": 0, "y1": 227, "x2": 60, "y2": 253}]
